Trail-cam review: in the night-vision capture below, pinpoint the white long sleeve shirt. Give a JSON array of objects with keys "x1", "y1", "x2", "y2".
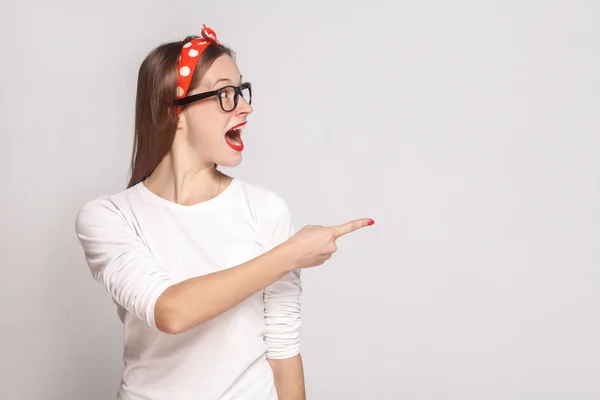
[{"x1": 75, "y1": 178, "x2": 302, "y2": 400}]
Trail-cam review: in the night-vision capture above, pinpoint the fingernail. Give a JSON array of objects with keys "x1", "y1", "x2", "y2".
[{"x1": 368, "y1": 219, "x2": 375, "y2": 226}]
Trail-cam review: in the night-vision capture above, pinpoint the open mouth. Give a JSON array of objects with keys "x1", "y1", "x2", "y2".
[{"x1": 225, "y1": 122, "x2": 246, "y2": 151}]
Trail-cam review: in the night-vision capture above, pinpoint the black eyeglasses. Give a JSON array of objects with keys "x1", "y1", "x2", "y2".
[{"x1": 172, "y1": 82, "x2": 252, "y2": 112}]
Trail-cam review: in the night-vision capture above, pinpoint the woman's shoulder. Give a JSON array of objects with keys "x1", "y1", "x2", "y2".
[
  {"x1": 75, "y1": 184, "x2": 144, "y2": 232},
  {"x1": 231, "y1": 179, "x2": 294, "y2": 240},
  {"x1": 233, "y1": 178, "x2": 290, "y2": 210}
]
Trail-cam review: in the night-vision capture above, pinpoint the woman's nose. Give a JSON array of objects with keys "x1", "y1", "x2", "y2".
[{"x1": 236, "y1": 97, "x2": 253, "y2": 115}]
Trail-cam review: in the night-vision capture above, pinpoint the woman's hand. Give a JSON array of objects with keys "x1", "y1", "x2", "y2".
[{"x1": 281, "y1": 218, "x2": 374, "y2": 269}]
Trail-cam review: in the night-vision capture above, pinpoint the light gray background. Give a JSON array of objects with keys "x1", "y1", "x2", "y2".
[{"x1": 1, "y1": 1, "x2": 599, "y2": 399}]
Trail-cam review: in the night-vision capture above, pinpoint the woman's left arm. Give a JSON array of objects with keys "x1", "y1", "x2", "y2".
[
  {"x1": 268, "y1": 354, "x2": 306, "y2": 400},
  {"x1": 260, "y1": 192, "x2": 306, "y2": 399},
  {"x1": 264, "y1": 267, "x2": 305, "y2": 399}
]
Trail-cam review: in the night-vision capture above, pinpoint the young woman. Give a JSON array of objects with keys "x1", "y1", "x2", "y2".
[{"x1": 75, "y1": 24, "x2": 373, "y2": 400}]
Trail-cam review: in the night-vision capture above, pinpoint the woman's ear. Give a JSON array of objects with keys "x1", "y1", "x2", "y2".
[{"x1": 175, "y1": 111, "x2": 187, "y2": 133}]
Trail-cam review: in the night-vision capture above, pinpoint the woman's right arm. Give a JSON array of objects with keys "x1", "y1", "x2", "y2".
[
  {"x1": 75, "y1": 198, "x2": 371, "y2": 335},
  {"x1": 155, "y1": 245, "x2": 295, "y2": 334}
]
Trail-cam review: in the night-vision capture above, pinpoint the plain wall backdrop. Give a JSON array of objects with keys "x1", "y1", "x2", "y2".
[{"x1": 1, "y1": 1, "x2": 599, "y2": 399}]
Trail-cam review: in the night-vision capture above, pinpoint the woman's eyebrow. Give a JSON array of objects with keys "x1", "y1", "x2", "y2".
[
  {"x1": 212, "y1": 75, "x2": 243, "y2": 87},
  {"x1": 213, "y1": 78, "x2": 232, "y2": 86}
]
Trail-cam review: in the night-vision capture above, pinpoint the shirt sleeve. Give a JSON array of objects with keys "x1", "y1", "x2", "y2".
[
  {"x1": 261, "y1": 192, "x2": 302, "y2": 359},
  {"x1": 75, "y1": 198, "x2": 174, "y2": 329}
]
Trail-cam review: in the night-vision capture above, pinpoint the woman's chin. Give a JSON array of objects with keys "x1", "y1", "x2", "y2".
[{"x1": 216, "y1": 156, "x2": 242, "y2": 169}]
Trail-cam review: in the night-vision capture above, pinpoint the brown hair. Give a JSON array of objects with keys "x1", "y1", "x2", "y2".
[{"x1": 126, "y1": 36, "x2": 235, "y2": 188}]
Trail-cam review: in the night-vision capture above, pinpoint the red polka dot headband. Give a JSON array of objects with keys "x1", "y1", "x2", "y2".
[{"x1": 174, "y1": 24, "x2": 220, "y2": 113}]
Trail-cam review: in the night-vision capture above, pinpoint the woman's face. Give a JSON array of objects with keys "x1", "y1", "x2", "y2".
[{"x1": 178, "y1": 54, "x2": 253, "y2": 168}]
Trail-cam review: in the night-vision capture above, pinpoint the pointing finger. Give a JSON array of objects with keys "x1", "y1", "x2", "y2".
[{"x1": 331, "y1": 218, "x2": 374, "y2": 239}]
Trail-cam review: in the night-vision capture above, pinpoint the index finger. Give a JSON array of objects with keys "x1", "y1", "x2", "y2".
[{"x1": 331, "y1": 218, "x2": 374, "y2": 239}]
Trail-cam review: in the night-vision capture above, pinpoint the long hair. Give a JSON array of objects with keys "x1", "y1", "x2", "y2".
[{"x1": 127, "y1": 36, "x2": 234, "y2": 188}]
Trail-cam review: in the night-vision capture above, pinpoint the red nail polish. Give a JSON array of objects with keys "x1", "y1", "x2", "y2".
[{"x1": 368, "y1": 219, "x2": 375, "y2": 226}]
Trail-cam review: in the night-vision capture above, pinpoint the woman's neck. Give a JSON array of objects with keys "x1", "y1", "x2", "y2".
[{"x1": 144, "y1": 152, "x2": 231, "y2": 206}]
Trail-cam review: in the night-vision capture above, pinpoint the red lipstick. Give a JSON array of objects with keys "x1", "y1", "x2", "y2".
[{"x1": 225, "y1": 122, "x2": 246, "y2": 152}]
